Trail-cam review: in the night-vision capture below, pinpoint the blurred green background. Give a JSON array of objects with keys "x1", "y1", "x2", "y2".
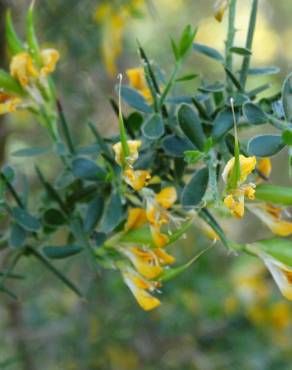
[{"x1": 1, "y1": 1, "x2": 292, "y2": 369}]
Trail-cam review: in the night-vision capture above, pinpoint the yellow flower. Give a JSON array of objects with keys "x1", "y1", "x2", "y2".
[
  {"x1": 123, "y1": 247, "x2": 163, "y2": 279},
  {"x1": 154, "y1": 248, "x2": 175, "y2": 265},
  {"x1": 122, "y1": 269, "x2": 161, "y2": 311},
  {"x1": 259, "y1": 252, "x2": 292, "y2": 300},
  {"x1": 155, "y1": 187, "x2": 177, "y2": 209},
  {"x1": 10, "y1": 49, "x2": 60, "y2": 87},
  {"x1": 40, "y1": 49, "x2": 60, "y2": 76},
  {"x1": 126, "y1": 68, "x2": 152, "y2": 102},
  {"x1": 0, "y1": 93, "x2": 21, "y2": 115},
  {"x1": 124, "y1": 168, "x2": 151, "y2": 191},
  {"x1": 150, "y1": 225, "x2": 169, "y2": 248},
  {"x1": 222, "y1": 155, "x2": 257, "y2": 185},
  {"x1": 124, "y1": 208, "x2": 147, "y2": 231},
  {"x1": 222, "y1": 155, "x2": 257, "y2": 218},
  {"x1": 214, "y1": 0, "x2": 229, "y2": 22},
  {"x1": 257, "y1": 157, "x2": 272, "y2": 180},
  {"x1": 112, "y1": 140, "x2": 141, "y2": 166},
  {"x1": 248, "y1": 203, "x2": 292, "y2": 236},
  {"x1": 269, "y1": 302, "x2": 291, "y2": 330},
  {"x1": 10, "y1": 52, "x2": 39, "y2": 87}
]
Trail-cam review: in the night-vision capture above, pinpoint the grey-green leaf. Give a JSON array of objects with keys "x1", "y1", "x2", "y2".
[
  {"x1": 212, "y1": 109, "x2": 234, "y2": 141},
  {"x1": 12, "y1": 207, "x2": 41, "y2": 232},
  {"x1": 181, "y1": 167, "x2": 209, "y2": 207},
  {"x1": 100, "y1": 192, "x2": 124, "y2": 233},
  {"x1": 248, "y1": 135, "x2": 285, "y2": 157},
  {"x1": 282, "y1": 72, "x2": 292, "y2": 122},
  {"x1": 243, "y1": 102, "x2": 267, "y2": 125},
  {"x1": 83, "y1": 196, "x2": 104, "y2": 233},
  {"x1": 142, "y1": 113, "x2": 164, "y2": 139},
  {"x1": 120, "y1": 86, "x2": 152, "y2": 113},
  {"x1": 193, "y1": 43, "x2": 224, "y2": 62},
  {"x1": 10, "y1": 223, "x2": 27, "y2": 248},
  {"x1": 162, "y1": 135, "x2": 195, "y2": 158},
  {"x1": 11, "y1": 147, "x2": 50, "y2": 157},
  {"x1": 43, "y1": 245, "x2": 83, "y2": 259},
  {"x1": 72, "y1": 158, "x2": 107, "y2": 182},
  {"x1": 178, "y1": 104, "x2": 206, "y2": 150}
]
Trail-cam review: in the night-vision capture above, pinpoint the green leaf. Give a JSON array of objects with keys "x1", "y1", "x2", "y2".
[
  {"x1": 126, "y1": 112, "x2": 143, "y2": 132},
  {"x1": 159, "y1": 246, "x2": 211, "y2": 282},
  {"x1": 178, "y1": 104, "x2": 206, "y2": 151},
  {"x1": 42, "y1": 208, "x2": 67, "y2": 227},
  {"x1": 162, "y1": 134, "x2": 195, "y2": 158},
  {"x1": 170, "y1": 37, "x2": 180, "y2": 61},
  {"x1": 181, "y1": 167, "x2": 209, "y2": 207},
  {"x1": 100, "y1": 192, "x2": 124, "y2": 233},
  {"x1": 26, "y1": 2, "x2": 41, "y2": 65},
  {"x1": 243, "y1": 102, "x2": 267, "y2": 125},
  {"x1": 212, "y1": 108, "x2": 234, "y2": 141},
  {"x1": 248, "y1": 135, "x2": 284, "y2": 157},
  {"x1": 11, "y1": 147, "x2": 49, "y2": 157},
  {"x1": 120, "y1": 86, "x2": 152, "y2": 113},
  {"x1": 224, "y1": 67, "x2": 243, "y2": 91},
  {"x1": 282, "y1": 72, "x2": 292, "y2": 123},
  {"x1": 282, "y1": 130, "x2": 292, "y2": 146},
  {"x1": 72, "y1": 158, "x2": 107, "y2": 182},
  {"x1": 9, "y1": 223, "x2": 27, "y2": 248},
  {"x1": 255, "y1": 184, "x2": 292, "y2": 206},
  {"x1": 6, "y1": 10, "x2": 25, "y2": 55},
  {"x1": 248, "y1": 67, "x2": 280, "y2": 75},
  {"x1": 142, "y1": 113, "x2": 165, "y2": 139},
  {"x1": 193, "y1": 43, "x2": 224, "y2": 62},
  {"x1": 83, "y1": 195, "x2": 104, "y2": 233},
  {"x1": 229, "y1": 47, "x2": 252, "y2": 56},
  {"x1": 0, "y1": 70, "x2": 23, "y2": 95},
  {"x1": 198, "y1": 83, "x2": 225, "y2": 93},
  {"x1": 184, "y1": 150, "x2": 204, "y2": 165},
  {"x1": 43, "y1": 245, "x2": 83, "y2": 259},
  {"x1": 175, "y1": 74, "x2": 198, "y2": 82},
  {"x1": 179, "y1": 25, "x2": 197, "y2": 58},
  {"x1": 250, "y1": 238, "x2": 292, "y2": 266},
  {"x1": 12, "y1": 207, "x2": 41, "y2": 232}
]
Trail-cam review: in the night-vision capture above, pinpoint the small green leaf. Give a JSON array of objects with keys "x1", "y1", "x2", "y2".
[
  {"x1": 9, "y1": 223, "x2": 27, "y2": 248},
  {"x1": 72, "y1": 158, "x2": 107, "y2": 182},
  {"x1": 193, "y1": 43, "x2": 224, "y2": 62},
  {"x1": 11, "y1": 147, "x2": 49, "y2": 157},
  {"x1": 6, "y1": 10, "x2": 25, "y2": 56},
  {"x1": 159, "y1": 247, "x2": 211, "y2": 283},
  {"x1": 26, "y1": 2, "x2": 41, "y2": 64},
  {"x1": 43, "y1": 245, "x2": 83, "y2": 259},
  {"x1": 255, "y1": 184, "x2": 292, "y2": 206},
  {"x1": 170, "y1": 37, "x2": 180, "y2": 61},
  {"x1": 120, "y1": 86, "x2": 152, "y2": 113},
  {"x1": 198, "y1": 83, "x2": 225, "y2": 93},
  {"x1": 43, "y1": 208, "x2": 67, "y2": 227},
  {"x1": 0, "y1": 70, "x2": 23, "y2": 95},
  {"x1": 282, "y1": 72, "x2": 292, "y2": 123},
  {"x1": 12, "y1": 207, "x2": 41, "y2": 232},
  {"x1": 181, "y1": 167, "x2": 209, "y2": 207},
  {"x1": 229, "y1": 47, "x2": 252, "y2": 56},
  {"x1": 142, "y1": 113, "x2": 165, "y2": 139},
  {"x1": 162, "y1": 135, "x2": 195, "y2": 158},
  {"x1": 178, "y1": 104, "x2": 206, "y2": 151},
  {"x1": 243, "y1": 102, "x2": 267, "y2": 125},
  {"x1": 83, "y1": 196, "x2": 104, "y2": 233},
  {"x1": 250, "y1": 238, "x2": 292, "y2": 266},
  {"x1": 212, "y1": 109, "x2": 234, "y2": 141},
  {"x1": 282, "y1": 130, "x2": 292, "y2": 146},
  {"x1": 175, "y1": 74, "x2": 198, "y2": 82},
  {"x1": 248, "y1": 67, "x2": 280, "y2": 75},
  {"x1": 179, "y1": 25, "x2": 197, "y2": 58},
  {"x1": 248, "y1": 135, "x2": 284, "y2": 157},
  {"x1": 184, "y1": 150, "x2": 203, "y2": 165},
  {"x1": 100, "y1": 192, "x2": 124, "y2": 233}
]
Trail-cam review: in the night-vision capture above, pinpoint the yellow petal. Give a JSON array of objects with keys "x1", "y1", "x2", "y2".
[
  {"x1": 154, "y1": 248, "x2": 175, "y2": 265},
  {"x1": 257, "y1": 158, "x2": 272, "y2": 179},
  {"x1": 248, "y1": 203, "x2": 292, "y2": 237},
  {"x1": 224, "y1": 194, "x2": 245, "y2": 218},
  {"x1": 222, "y1": 155, "x2": 257, "y2": 184},
  {"x1": 123, "y1": 271, "x2": 161, "y2": 311},
  {"x1": 10, "y1": 52, "x2": 39, "y2": 87},
  {"x1": 155, "y1": 187, "x2": 177, "y2": 209},
  {"x1": 112, "y1": 140, "x2": 142, "y2": 166},
  {"x1": 214, "y1": 0, "x2": 229, "y2": 22},
  {"x1": 126, "y1": 68, "x2": 147, "y2": 91},
  {"x1": 151, "y1": 225, "x2": 169, "y2": 248},
  {"x1": 244, "y1": 184, "x2": 256, "y2": 200},
  {"x1": 0, "y1": 93, "x2": 21, "y2": 115},
  {"x1": 126, "y1": 247, "x2": 162, "y2": 279},
  {"x1": 40, "y1": 49, "x2": 60, "y2": 76},
  {"x1": 124, "y1": 208, "x2": 147, "y2": 231},
  {"x1": 124, "y1": 168, "x2": 151, "y2": 191}
]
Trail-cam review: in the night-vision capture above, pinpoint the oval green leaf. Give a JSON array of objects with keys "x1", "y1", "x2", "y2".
[
  {"x1": 243, "y1": 102, "x2": 267, "y2": 125},
  {"x1": 72, "y1": 158, "x2": 106, "y2": 182},
  {"x1": 181, "y1": 167, "x2": 209, "y2": 207},
  {"x1": 142, "y1": 113, "x2": 165, "y2": 140},
  {"x1": 247, "y1": 135, "x2": 284, "y2": 157}
]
